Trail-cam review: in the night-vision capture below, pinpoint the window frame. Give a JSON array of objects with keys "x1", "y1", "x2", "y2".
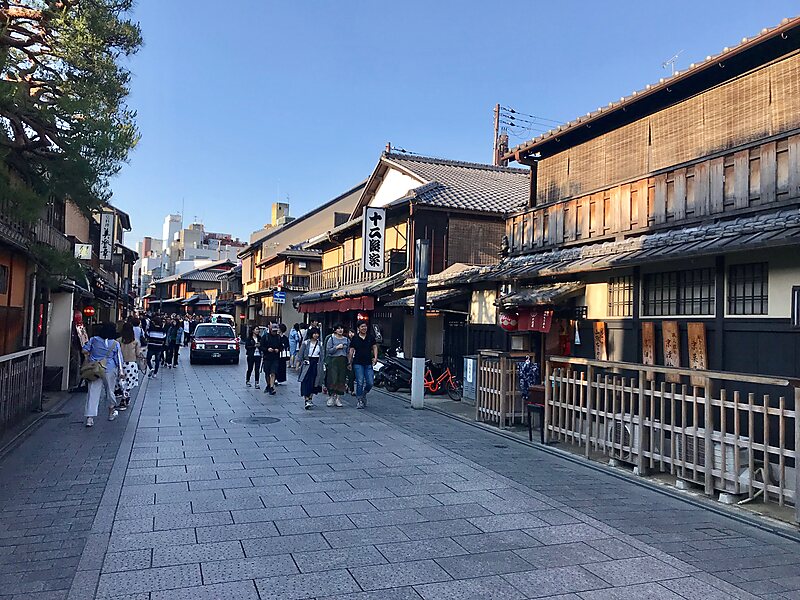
[
  {"x1": 727, "y1": 262, "x2": 768, "y2": 316},
  {"x1": 642, "y1": 268, "x2": 716, "y2": 317},
  {"x1": 607, "y1": 275, "x2": 634, "y2": 318}
]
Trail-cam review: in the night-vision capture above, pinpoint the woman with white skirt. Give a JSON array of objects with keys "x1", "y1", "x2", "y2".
[
  {"x1": 82, "y1": 322, "x2": 124, "y2": 427},
  {"x1": 118, "y1": 322, "x2": 142, "y2": 410}
]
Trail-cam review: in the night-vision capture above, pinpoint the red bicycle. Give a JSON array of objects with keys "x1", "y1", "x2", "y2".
[{"x1": 424, "y1": 364, "x2": 462, "y2": 400}]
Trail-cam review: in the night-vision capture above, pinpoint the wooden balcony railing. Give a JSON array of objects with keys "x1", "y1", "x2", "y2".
[
  {"x1": 0, "y1": 198, "x2": 72, "y2": 254},
  {"x1": 257, "y1": 274, "x2": 312, "y2": 292},
  {"x1": 507, "y1": 132, "x2": 800, "y2": 255},
  {"x1": 34, "y1": 219, "x2": 72, "y2": 253},
  {"x1": 308, "y1": 250, "x2": 407, "y2": 292}
]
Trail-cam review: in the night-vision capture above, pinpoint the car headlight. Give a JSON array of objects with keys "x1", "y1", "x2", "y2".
[
  {"x1": 227, "y1": 344, "x2": 237, "y2": 350},
  {"x1": 195, "y1": 343, "x2": 205, "y2": 349}
]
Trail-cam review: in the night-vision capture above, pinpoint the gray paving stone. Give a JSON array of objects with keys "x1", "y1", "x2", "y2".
[
  {"x1": 513, "y1": 541, "x2": 612, "y2": 568},
  {"x1": 95, "y1": 563, "x2": 202, "y2": 595},
  {"x1": 502, "y1": 565, "x2": 609, "y2": 598},
  {"x1": 107, "y1": 528, "x2": 196, "y2": 552},
  {"x1": 350, "y1": 558, "x2": 451, "y2": 590},
  {"x1": 436, "y1": 550, "x2": 534, "y2": 578},
  {"x1": 101, "y1": 548, "x2": 152, "y2": 572},
  {"x1": 577, "y1": 582, "x2": 684, "y2": 599},
  {"x1": 242, "y1": 532, "x2": 330, "y2": 557},
  {"x1": 150, "y1": 580, "x2": 260, "y2": 600},
  {"x1": 201, "y1": 553, "x2": 298, "y2": 583},
  {"x1": 414, "y1": 575, "x2": 526, "y2": 600},
  {"x1": 414, "y1": 503, "x2": 493, "y2": 522},
  {"x1": 230, "y1": 505, "x2": 305, "y2": 523},
  {"x1": 303, "y1": 499, "x2": 376, "y2": 517},
  {"x1": 274, "y1": 514, "x2": 355, "y2": 535},
  {"x1": 376, "y1": 538, "x2": 468, "y2": 563},
  {"x1": 525, "y1": 523, "x2": 613, "y2": 545},
  {"x1": 368, "y1": 495, "x2": 442, "y2": 511},
  {"x1": 254, "y1": 569, "x2": 360, "y2": 600},
  {"x1": 583, "y1": 556, "x2": 687, "y2": 586},
  {"x1": 326, "y1": 487, "x2": 397, "y2": 502},
  {"x1": 316, "y1": 588, "x2": 423, "y2": 600},
  {"x1": 152, "y1": 540, "x2": 243, "y2": 566},
  {"x1": 324, "y1": 525, "x2": 410, "y2": 548},
  {"x1": 398, "y1": 519, "x2": 482, "y2": 540},
  {"x1": 349, "y1": 508, "x2": 429, "y2": 529},
  {"x1": 293, "y1": 544, "x2": 387, "y2": 572},
  {"x1": 195, "y1": 521, "x2": 278, "y2": 543},
  {"x1": 467, "y1": 512, "x2": 548, "y2": 533}
]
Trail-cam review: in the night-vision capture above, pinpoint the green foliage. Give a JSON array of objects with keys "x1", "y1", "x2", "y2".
[
  {"x1": 0, "y1": 0, "x2": 142, "y2": 220},
  {"x1": 29, "y1": 242, "x2": 83, "y2": 290}
]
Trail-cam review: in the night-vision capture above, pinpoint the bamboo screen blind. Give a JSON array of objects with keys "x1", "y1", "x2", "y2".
[{"x1": 536, "y1": 52, "x2": 800, "y2": 204}]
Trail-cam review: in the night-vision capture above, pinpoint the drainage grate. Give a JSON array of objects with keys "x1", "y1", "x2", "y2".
[
  {"x1": 229, "y1": 416, "x2": 280, "y2": 425},
  {"x1": 45, "y1": 413, "x2": 70, "y2": 419}
]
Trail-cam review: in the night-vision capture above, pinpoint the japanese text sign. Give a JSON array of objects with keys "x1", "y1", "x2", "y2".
[
  {"x1": 362, "y1": 207, "x2": 386, "y2": 273},
  {"x1": 99, "y1": 212, "x2": 115, "y2": 261}
]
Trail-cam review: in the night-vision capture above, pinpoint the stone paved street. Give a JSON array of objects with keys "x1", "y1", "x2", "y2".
[{"x1": 2, "y1": 355, "x2": 800, "y2": 599}]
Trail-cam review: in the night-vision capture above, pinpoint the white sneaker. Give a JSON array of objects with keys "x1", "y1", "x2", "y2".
[
  {"x1": 85, "y1": 417, "x2": 94, "y2": 427},
  {"x1": 326, "y1": 397, "x2": 335, "y2": 407},
  {"x1": 335, "y1": 397, "x2": 343, "y2": 408},
  {"x1": 304, "y1": 400, "x2": 313, "y2": 410},
  {"x1": 108, "y1": 410, "x2": 118, "y2": 421}
]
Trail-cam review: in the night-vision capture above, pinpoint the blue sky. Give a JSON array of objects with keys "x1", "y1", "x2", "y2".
[{"x1": 113, "y1": 1, "x2": 799, "y2": 246}]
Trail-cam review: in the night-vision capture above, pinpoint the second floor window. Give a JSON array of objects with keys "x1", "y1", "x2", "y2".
[
  {"x1": 608, "y1": 276, "x2": 633, "y2": 317},
  {"x1": 728, "y1": 262, "x2": 768, "y2": 315},
  {"x1": 642, "y1": 268, "x2": 715, "y2": 316}
]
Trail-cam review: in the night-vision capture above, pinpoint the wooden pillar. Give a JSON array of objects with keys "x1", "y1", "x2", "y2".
[
  {"x1": 637, "y1": 370, "x2": 646, "y2": 475},
  {"x1": 795, "y1": 386, "x2": 800, "y2": 524},
  {"x1": 499, "y1": 355, "x2": 507, "y2": 429},
  {"x1": 585, "y1": 365, "x2": 595, "y2": 457},
  {"x1": 544, "y1": 360, "x2": 552, "y2": 443},
  {"x1": 714, "y1": 256, "x2": 725, "y2": 370},
  {"x1": 704, "y1": 377, "x2": 714, "y2": 495}
]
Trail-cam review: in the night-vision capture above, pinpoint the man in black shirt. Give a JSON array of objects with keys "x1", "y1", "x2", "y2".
[
  {"x1": 259, "y1": 324, "x2": 283, "y2": 395},
  {"x1": 348, "y1": 321, "x2": 378, "y2": 409}
]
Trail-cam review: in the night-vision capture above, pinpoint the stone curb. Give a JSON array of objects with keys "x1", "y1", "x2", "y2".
[{"x1": 67, "y1": 373, "x2": 150, "y2": 600}]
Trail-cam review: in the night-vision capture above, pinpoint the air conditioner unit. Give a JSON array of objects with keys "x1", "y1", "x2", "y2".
[
  {"x1": 605, "y1": 416, "x2": 663, "y2": 464},
  {"x1": 675, "y1": 430, "x2": 752, "y2": 493}
]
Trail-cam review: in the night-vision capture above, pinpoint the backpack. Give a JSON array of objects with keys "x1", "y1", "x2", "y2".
[{"x1": 80, "y1": 339, "x2": 118, "y2": 382}]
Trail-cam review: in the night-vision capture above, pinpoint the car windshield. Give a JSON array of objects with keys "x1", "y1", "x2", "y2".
[{"x1": 194, "y1": 325, "x2": 234, "y2": 339}]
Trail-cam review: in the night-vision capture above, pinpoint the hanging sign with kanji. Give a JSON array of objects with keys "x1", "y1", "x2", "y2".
[
  {"x1": 99, "y1": 212, "x2": 115, "y2": 261},
  {"x1": 362, "y1": 207, "x2": 386, "y2": 273}
]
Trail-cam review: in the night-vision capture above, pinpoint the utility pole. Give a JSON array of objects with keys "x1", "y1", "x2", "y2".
[
  {"x1": 411, "y1": 239, "x2": 429, "y2": 410},
  {"x1": 492, "y1": 103, "x2": 500, "y2": 166}
]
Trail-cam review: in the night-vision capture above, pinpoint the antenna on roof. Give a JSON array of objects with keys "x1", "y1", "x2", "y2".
[{"x1": 662, "y1": 50, "x2": 684, "y2": 76}]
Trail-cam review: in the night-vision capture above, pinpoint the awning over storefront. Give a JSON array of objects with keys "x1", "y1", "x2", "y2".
[
  {"x1": 385, "y1": 288, "x2": 468, "y2": 308},
  {"x1": 183, "y1": 292, "x2": 212, "y2": 306},
  {"x1": 299, "y1": 296, "x2": 375, "y2": 314},
  {"x1": 496, "y1": 282, "x2": 584, "y2": 308}
]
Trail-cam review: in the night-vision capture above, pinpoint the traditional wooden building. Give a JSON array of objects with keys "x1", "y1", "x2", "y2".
[
  {"x1": 294, "y1": 151, "x2": 530, "y2": 353},
  {"x1": 438, "y1": 17, "x2": 800, "y2": 378},
  {"x1": 147, "y1": 259, "x2": 235, "y2": 315}
]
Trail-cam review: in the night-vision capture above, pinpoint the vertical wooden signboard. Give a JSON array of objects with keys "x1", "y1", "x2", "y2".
[
  {"x1": 662, "y1": 321, "x2": 681, "y2": 383},
  {"x1": 593, "y1": 322, "x2": 607, "y2": 361},
  {"x1": 687, "y1": 322, "x2": 708, "y2": 387},
  {"x1": 641, "y1": 321, "x2": 655, "y2": 381}
]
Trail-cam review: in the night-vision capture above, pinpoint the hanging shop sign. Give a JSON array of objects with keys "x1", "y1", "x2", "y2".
[
  {"x1": 499, "y1": 310, "x2": 518, "y2": 331},
  {"x1": 74, "y1": 244, "x2": 92, "y2": 260},
  {"x1": 662, "y1": 321, "x2": 681, "y2": 383},
  {"x1": 519, "y1": 308, "x2": 553, "y2": 333},
  {"x1": 687, "y1": 322, "x2": 707, "y2": 386},
  {"x1": 362, "y1": 207, "x2": 386, "y2": 273},
  {"x1": 641, "y1": 321, "x2": 655, "y2": 381},
  {"x1": 593, "y1": 322, "x2": 607, "y2": 361},
  {"x1": 99, "y1": 212, "x2": 115, "y2": 261}
]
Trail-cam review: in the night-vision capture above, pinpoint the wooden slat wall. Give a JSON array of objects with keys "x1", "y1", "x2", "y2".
[{"x1": 511, "y1": 131, "x2": 800, "y2": 254}]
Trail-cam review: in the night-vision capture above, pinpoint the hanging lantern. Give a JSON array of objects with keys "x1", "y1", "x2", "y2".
[
  {"x1": 356, "y1": 311, "x2": 369, "y2": 322},
  {"x1": 499, "y1": 310, "x2": 518, "y2": 331},
  {"x1": 82, "y1": 306, "x2": 96, "y2": 318}
]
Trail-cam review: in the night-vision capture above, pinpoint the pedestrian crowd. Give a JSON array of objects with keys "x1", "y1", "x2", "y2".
[
  {"x1": 245, "y1": 319, "x2": 378, "y2": 411},
  {"x1": 80, "y1": 311, "x2": 380, "y2": 428}
]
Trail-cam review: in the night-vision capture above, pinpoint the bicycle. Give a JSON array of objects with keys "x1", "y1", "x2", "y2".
[{"x1": 424, "y1": 363, "x2": 462, "y2": 400}]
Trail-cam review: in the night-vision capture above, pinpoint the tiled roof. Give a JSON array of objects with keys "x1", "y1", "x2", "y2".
[
  {"x1": 496, "y1": 282, "x2": 584, "y2": 307},
  {"x1": 294, "y1": 270, "x2": 409, "y2": 304},
  {"x1": 383, "y1": 153, "x2": 529, "y2": 213},
  {"x1": 436, "y1": 208, "x2": 800, "y2": 285},
  {"x1": 385, "y1": 288, "x2": 469, "y2": 308}
]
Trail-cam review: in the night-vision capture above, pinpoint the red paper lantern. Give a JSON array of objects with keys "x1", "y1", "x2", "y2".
[
  {"x1": 82, "y1": 306, "x2": 96, "y2": 317},
  {"x1": 356, "y1": 311, "x2": 369, "y2": 322},
  {"x1": 239, "y1": 313, "x2": 246, "y2": 319},
  {"x1": 499, "y1": 310, "x2": 518, "y2": 331}
]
